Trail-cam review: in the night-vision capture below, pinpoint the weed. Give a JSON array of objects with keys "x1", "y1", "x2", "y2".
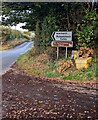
[
  {"x1": 51, "y1": 63, "x2": 57, "y2": 70},
  {"x1": 67, "y1": 73, "x2": 73, "y2": 80},
  {"x1": 36, "y1": 70, "x2": 41, "y2": 75},
  {"x1": 63, "y1": 73, "x2": 73, "y2": 80},
  {"x1": 43, "y1": 70, "x2": 60, "y2": 77},
  {"x1": 73, "y1": 72, "x2": 82, "y2": 80},
  {"x1": 94, "y1": 63, "x2": 98, "y2": 77},
  {"x1": 63, "y1": 76, "x2": 67, "y2": 80},
  {"x1": 84, "y1": 71, "x2": 93, "y2": 80}
]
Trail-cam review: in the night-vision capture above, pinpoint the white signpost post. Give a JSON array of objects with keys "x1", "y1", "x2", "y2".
[{"x1": 51, "y1": 31, "x2": 73, "y2": 59}]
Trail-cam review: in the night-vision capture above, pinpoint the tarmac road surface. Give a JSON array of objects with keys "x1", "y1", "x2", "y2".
[{"x1": 0, "y1": 42, "x2": 33, "y2": 75}]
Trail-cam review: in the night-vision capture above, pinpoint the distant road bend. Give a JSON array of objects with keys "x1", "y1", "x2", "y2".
[{"x1": 0, "y1": 42, "x2": 33, "y2": 75}]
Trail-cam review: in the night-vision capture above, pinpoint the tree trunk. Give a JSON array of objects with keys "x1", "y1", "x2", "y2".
[{"x1": 67, "y1": 14, "x2": 70, "y2": 31}]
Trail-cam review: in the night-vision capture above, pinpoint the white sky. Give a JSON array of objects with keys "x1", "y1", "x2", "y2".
[
  {"x1": 0, "y1": 15, "x2": 28, "y2": 32},
  {"x1": 0, "y1": 16, "x2": 1, "y2": 21},
  {"x1": 11, "y1": 23, "x2": 28, "y2": 32}
]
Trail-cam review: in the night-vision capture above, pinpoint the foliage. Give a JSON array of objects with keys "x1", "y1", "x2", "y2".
[
  {"x1": 63, "y1": 66, "x2": 95, "y2": 81},
  {"x1": 23, "y1": 31, "x2": 34, "y2": 40},
  {"x1": 2, "y1": 2, "x2": 92, "y2": 49},
  {"x1": 63, "y1": 73, "x2": 73, "y2": 80},
  {"x1": 0, "y1": 25, "x2": 31, "y2": 50},
  {"x1": 75, "y1": 10, "x2": 98, "y2": 48},
  {"x1": 40, "y1": 16, "x2": 59, "y2": 51},
  {"x1": 40, "y1": 17, "x2": 50, "y2": 50},
  {"x1": 34, "y1": 21, "x2": 41, "y2": 49},
  {"x1": 43, "y1": 70, "x2": 61, "y2": 78},
  {"x1": 22, "y1": 34, "x2": 31, "y2": 40},
  {"x1": 0, "y1": 26, "x2": 21, "y2": 44},
  {"x1": 94, "y1": 63, "x2": 98, "y2": 77},
  {"x1": 0, "y1": 25, "x2": 31, "y2": 44}
]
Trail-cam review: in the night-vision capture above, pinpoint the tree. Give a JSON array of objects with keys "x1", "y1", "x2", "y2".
[
  {"x1": 75, "y1": 9, "x2": 98, "y2": 48},
  {"x1": 2, "y1": 2, "x2": 93, "y2": 50}
]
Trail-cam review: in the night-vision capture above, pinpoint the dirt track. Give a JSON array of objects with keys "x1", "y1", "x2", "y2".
[{"x1": 2, "y1": 66, "x2": 98, "y2": 120}]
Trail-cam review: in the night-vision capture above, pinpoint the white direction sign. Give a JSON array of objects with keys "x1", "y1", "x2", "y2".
[{"x1": 52, "y1": 31, "x2": 72, "y2": 41}]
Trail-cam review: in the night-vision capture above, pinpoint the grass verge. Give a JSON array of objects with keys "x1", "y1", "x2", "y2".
[{"x1": 16, "y1": 47, "x2": 97, "y2": 81}]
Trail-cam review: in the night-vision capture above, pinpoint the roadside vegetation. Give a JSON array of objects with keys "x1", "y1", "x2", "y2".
[
  {"x1": 17, "y1": 46, "x2": 97, "y2": 81},
  {"x1": 0, "y1": 25, "x2": 32, "y2": 50},
  {"x1": 2, "y1": 2, "x2": 98, "y2": 81}
]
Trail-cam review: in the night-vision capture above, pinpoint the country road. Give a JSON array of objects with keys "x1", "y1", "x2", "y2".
[{"x1": 0, "y1": 42, "x2": 33, "y2": 75}]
